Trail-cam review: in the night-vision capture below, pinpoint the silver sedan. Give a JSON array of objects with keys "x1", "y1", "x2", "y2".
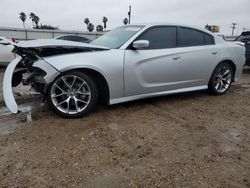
[{"x1": 2, "y1": 23, "x2": 246, "y2": 117}]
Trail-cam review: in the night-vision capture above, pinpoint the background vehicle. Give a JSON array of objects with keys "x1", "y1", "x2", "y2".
[
  {"x1": 235, "y1": 31, "x2": 250, "y2": 66},
  {"x1": 55, "y1": 35, "x2": 92, "y2": 43},
  {"x1": 2, "y1": 24, "x2": 246, "y2": 118},
  {"x1": 0, "y1": 38, "x2": 14, "y2": 66}
]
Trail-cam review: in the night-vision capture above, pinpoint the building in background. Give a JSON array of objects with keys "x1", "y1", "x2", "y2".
[
  {"x1": 205, "y1": 25, "x2": 220, "y2": 33},
  {"x1": 0, "y1": 26, "x2": 103, "y2": 41}
]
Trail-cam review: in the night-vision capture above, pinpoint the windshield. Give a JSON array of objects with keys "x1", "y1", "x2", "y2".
[{"x1": 91, "y1": 25, "x2": 144, "y2": 49}]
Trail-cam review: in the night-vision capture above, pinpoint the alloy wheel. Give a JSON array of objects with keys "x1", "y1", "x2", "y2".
[
  {"x1": 50, "y1": 75, "x2": 91, "y2": 115},
  {"x1": 214, "y1": 65, "x2": 232, "y2": 93}
]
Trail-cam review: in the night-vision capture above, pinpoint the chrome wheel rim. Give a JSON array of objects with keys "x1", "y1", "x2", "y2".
[
  {"x1": 214, "y1": 66, "x2": 232, "y2": 93},
  {"x1": 50, "y1": 75, "x2": 91, "y2": 114}
]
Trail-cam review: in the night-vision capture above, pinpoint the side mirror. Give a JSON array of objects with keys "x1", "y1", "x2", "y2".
[{"x1": 133, "y1": 40, "x2": 149, "y2": 50}]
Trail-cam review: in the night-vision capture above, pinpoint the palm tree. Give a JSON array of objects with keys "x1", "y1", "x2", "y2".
[
  {"x1": 19, "y1": 12, "x2": 27, "y2": 40},
  {"x1": 123, "y1": 18, "x2": 128, "y2": 25},
  {"x1": 87, "y1": 23, "x2": 94, "y2": 32},
  {"x1": 33, "y1": 15, "x2": 40, "y2": 28},
  {"x1": 19, "y1": 12, "x2": 26, "y2": 29},
  {"x1": 96, "y1": 25, "x2": 103, "y2": 32},
  {"x1": 103, "y1": 16, "x2": 108, "y2": 30},
  {"x1": 84, "y1": 18, "x2": 90, "y2": 29},
  {"x1": 29, "y1": 12, "x2": 36, "y2": 28}
]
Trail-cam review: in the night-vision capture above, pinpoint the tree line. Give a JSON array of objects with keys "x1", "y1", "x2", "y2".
[
  {"x1": 19, "y1": 12, "x2": 58, "y2": 30},
  {"x1": 84, "y1": 17, "x2": 108, "y2": 32},
  {"x1": 19, "y1": 12, "x2": 130, "y2": 32}
]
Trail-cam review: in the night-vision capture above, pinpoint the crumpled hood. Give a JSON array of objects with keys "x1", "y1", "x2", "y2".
[
  {"x1": 15, "y1": 39, "x2": 110, "y2": 50},
  {"x1": 0, "y1": 37, "x2": 109, "y2": 50},
  {"x1": 0, "y1": 37, "x2": 110, "y2": 61}
]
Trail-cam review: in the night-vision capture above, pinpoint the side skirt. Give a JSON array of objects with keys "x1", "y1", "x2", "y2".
[{"x1": 109, "y1": 85, "x2": 208, "y2": 105}]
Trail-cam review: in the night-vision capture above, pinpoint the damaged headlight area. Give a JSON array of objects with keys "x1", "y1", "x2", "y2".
[
  {"x1": 25, "y1": 67, "x2": 47, "y2": 93},
  {"x1": 10, "y1": 44, "x2": 68, "y2": 94},
  {"x1": 13, "y1": 67, "x2": 47, "y2": 92},
  {"x1": 11, "y1": 46, "x2": 49, "y2": 91}
]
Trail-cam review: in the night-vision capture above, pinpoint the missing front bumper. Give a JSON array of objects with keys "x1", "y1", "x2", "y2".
[{"x1": 3, "y1": 56, "x2": 60, "y2": 114}]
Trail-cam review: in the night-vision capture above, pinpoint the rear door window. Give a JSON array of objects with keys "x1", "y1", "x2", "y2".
[
  {"x1": 204, "y1": 33, "x2": 215, "y2": 45},
  {"x1": 178, "y1": 27, "x2": 205, "y2": 47}
]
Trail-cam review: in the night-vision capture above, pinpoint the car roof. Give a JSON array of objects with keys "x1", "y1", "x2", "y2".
[{"x1": 128, "y1": 22, "x2": 214, "y2": 35}]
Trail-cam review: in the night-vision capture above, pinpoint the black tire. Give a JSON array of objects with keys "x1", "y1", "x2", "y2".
[
  {"x1": 208, "y1": 62, "x2": 233, "y2": 95},
  {"x1": 47, "y1": 71, "x2": 98, "y2": 118}
]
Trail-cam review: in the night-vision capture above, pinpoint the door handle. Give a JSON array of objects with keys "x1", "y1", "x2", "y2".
[
  {"x1": 212, "y1": 52, "x2": 218, "y2": 55},
  {"x1": 173, "y1": 56, "x2": 181, "y2": 60}
]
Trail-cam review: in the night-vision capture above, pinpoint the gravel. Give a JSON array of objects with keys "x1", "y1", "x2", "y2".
[{"x1": 0, "y1": 68, "x2": 250, "y2": 187}]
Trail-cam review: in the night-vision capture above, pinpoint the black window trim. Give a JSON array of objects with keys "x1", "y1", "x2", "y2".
[
  {"x1": 177, "y1": 26, "x2": 215, "y2": 47},
  {"x1": 127, "y1": 25, "x2": 178, "y2": 50}
]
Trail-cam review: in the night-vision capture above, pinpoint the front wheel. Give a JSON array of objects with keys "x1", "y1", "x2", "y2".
[
  {"x1": 47, "y1": 71, "x2": 98, "y2": 118},
  {"x1": 208, "y1": 63, "x2": 233, "y2": 95}
]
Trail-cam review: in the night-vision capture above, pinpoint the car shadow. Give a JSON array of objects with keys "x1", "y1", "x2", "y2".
[{"x1": 99, "y1": 89, "x2": 209, "y2": 112}]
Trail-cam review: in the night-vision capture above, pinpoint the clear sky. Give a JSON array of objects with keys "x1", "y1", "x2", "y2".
[{"x1": 0, "y1": 0, "x2": 249, "y2": 35}]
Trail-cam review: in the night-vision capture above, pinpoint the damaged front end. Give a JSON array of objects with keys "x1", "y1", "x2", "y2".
[
  {"x1": 1, "y1": 38, "x2": 109, "y2": 114},
  {"x1": 3, "y1": 46, "x2": 60, "y2": 113}
]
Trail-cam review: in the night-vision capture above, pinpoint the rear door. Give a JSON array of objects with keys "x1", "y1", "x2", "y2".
[{"x1": 175, "y1": 27, "x2": 218, "y2": 85}]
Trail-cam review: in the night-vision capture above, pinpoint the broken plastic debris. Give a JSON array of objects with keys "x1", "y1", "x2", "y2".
[{"x1": 27, "y1": 112, "x2": 32, "y2": 123}]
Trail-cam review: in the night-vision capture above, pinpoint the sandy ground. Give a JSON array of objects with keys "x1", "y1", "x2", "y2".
[{"x1": 0, "y1": 68, "x2": 249, "y2": 187}]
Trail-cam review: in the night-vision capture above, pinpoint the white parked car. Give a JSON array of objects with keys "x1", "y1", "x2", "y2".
[
  {"x1": 0, "y1": 38, "x2": 14, "y2": 66},
  {"x1": 1, "y1": 23, "x2": 246, "y2": 117}
]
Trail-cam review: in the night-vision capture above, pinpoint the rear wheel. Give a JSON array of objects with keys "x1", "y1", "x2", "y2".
[
  {"x1": 47, "y1": 71, "x2": 98, "y2": 118},
  {"x1": 208, "y1": 63, "x2": 233, "y2": 95}
]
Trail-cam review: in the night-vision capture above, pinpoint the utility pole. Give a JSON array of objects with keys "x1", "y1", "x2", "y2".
[
  {"x1": 231, "y1": 23, "x2": 237, "y2": 35},
  {"x1": 128, "y1": 5, "x2": 131, "y2": 24}
]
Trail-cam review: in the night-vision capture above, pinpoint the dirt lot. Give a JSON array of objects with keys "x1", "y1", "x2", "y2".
[{"x1": 0, "y1": 69, "x2": 249, "y2": 187}]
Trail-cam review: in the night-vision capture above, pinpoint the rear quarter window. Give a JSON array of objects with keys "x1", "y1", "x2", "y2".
[{"x1": 204, "y1": 33, "x2": 215, "y2": 45}]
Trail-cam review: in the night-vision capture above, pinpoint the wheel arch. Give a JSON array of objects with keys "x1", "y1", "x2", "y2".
[
  {"x1": 63, "y1": 68, "x2": 110, "y2": 104},
  {"x1": 45, "y1": 66, "x2": 110, "y2": 105}
]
